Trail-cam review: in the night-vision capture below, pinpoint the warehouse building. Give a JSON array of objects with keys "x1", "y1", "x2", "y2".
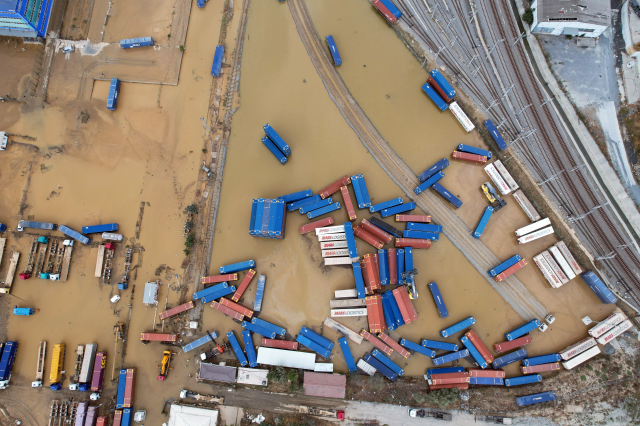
[
  {"x1": 0, "y1": 0, "x2": 56, "y2": 39},
  {"x1": 530, "y1": 0, "x2": 610, "y2": 38}
]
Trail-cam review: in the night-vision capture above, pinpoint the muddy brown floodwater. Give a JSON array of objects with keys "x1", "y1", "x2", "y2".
[{"x1": 0, "y1": 0, "x2": 616, "y2": 424}]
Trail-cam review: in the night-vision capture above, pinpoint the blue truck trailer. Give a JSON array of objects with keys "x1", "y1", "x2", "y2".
[
  {"x1": 407, "y1": 223, "x2": 442, "y2": 233},
  {"x1": 433, "y1": 349, "x2": 470, "y2": 366},
  {"x1": 403, "y1": 230, "x2": 439, "y2": 240},
  {"x1": 343, "y1": 223, "x2": 357, "y2": 260},
  {"x1": 242, "y1": 330, "x2": 258, "y2": 368},
  {"x1": 13, "y1": 307, "x2": 34, "y2": 315},
  {"x1": 352, "y1": 262, "x2": 367, "y2": 298},
  {"x1": 372, "y1": 349, "x2": 404, "y2": 376},
  {"x1": 385, "y1": 289, "x2": 404, "y2": 327},
  {"x1": 350, "y1": 174, "x2": 372, "y2": 208},
  {"x1": 460, "y1": 335, "x2": 488, "y2": 369},
  {"x1": 505, "y1": 320, "x2": 541, "y2": 341},
  {"x1": 431, "y1": 183, "x2": 462, "y2": 208},
  {"x1": 193, "y1": 282, "x2": 229, "y2": 301},
  {"x1": 404, "y1": 247, "x2": 413, "y2": 273},
  {"x1": 300, "y1": 198, "x2": 332, "y2": 214},
  {"x1": 211, "y1": 45, "x2": 224, "y2": 77},
  {"x1": 418, "y1": 158, "x2": 449, "y2": 182},
  {"x1": 400, "y1": 338, "x2": 435, "y2": 357},
  {"x1": 369, "y1": 197, "x2": 403, "y2": 213},
  {"x1": 0, "y1": 341, "x2": 17, "y2": 388},
  {"x1": 516, "y1": 391, "x2": 557, "y2": 406},
  {"x1": 427, "y1": 282, "x2": 449, "y2": 318},
  {"x1": 220, "y1": 260, "x2": 255, "y2": 274},
  {"x1": 82, "y1": 223, "x2": 118, "y2": 234},
  {"x1": 263, "y1": 124, "x2": 291, "y2": 157},
  {"x1": 488, "y1": 255, "x2": 522, "y2": 277},
  {"x1": 457, "y1": 144, "x2": 491, "y2": 159},
  {"x1": 396, "y1": 248, "x2": 405, "y2": 284},
  {"x1": 296, "y1": 335, "x2": 331, "y2": 358},
  {"x1": 200, "y1": 285, "x2": 235, "y2": 303},
  {"x1": 379, "y1": 0, "x2": 402, "y2": 18},
  {"x1": 122, "y1": 408, "x2": 133, "y2": 426},
  {"x1": 378, "y1": 249, "x2": 389, "y2": 285},
  {"x1": 299, "y1": 326, "x2": 334, "y2": 350},
  {"x1": 505, "y1": 374, "x2": 542, "y2": 386},
  {"x1": 0, "y1": 224, "x2": 6, "y2": 232},
  {"x1": 251, "y1": 317, "x2": 286, "y2": 337},
  {"x1": 242, "y1": 321, "x2": 276, "y2": 339},
  {"x1": 429, "y1": 69, "x2": 456, "y2": 102},
  {"x1": 473, "y1": 206, "x2": 494, "y2": 239},
  {"x1": 119, "y1": 37, "x2": 154, "y2": 48},
  {"x1": 421, "y1": 339, "x2": 459, "y2": 352},
  {"x1": 426, "y1": 366, "x2": 465, "y2": 380},
  {"x1": 380, "y1": 202, "x2": 415, "y2": 218},
  {"x1": 421, "y1": 82, "x2": 448, "y2": 111},
  {"x1": 363, "y1": 353, "x2": 397, "y2": 381},
  {"x1": 227, "y1": 331, "x2": 248, "y2": 367},
  {"x1": 369, "y1": 217, "x2": 403, "y2": 238},
  {"x1": 262, "y1": 137, "x2": 288, "y2": 164},
  {"x1": 581, "y1": 271, "x2": 617, "y2": 304},
  {"x1": 470, "y1": 377, "x2": 504, "y2": 385},
  {"x1": 18, "y1": 220, "x2": 56, "y2": 231},
  {"x1": 493, "y1": 348, "x2": 528, "y2": 368},
  {"x1": 279, "y1": 189, "x2": 312, "y2": 203},
  {"x1": 484, "y1": 120, "x2": 508, "y2": 151},
  {"x1": 307, "y1": 202, "x2": 341, "y2": 219},
  {"x1": 59, "y1": 225, "x2": 92, "y2": 245},
  {"x1": 338, "y1": 337, "x2": 357, "y2": 373},
  {"x1": 522, "y1": 353, "x2": 562, "y2": 366},
  {"x1": 381, "y1": 294, "x2": 398, "y2": 331},
  {"x1": 414, "y1": 171, "x2": 444, "y2": 194},
  {"x1": 107, "y1": 78, "x2": 120, "y2": 111},
  {"x1": 440, "y1": 316, "x2": 476, "y2": 338},
  {"x1": 182, "y1": 331, "x2": 219, "y2": 353},
  {"x1": 325, "y1": 35, "x2": 342, "y2": 66},
  {"x1": 288, "y1": 194, "x2": 321, "y2": 212},
  {"x1": 254, "y1": 275, "x2": 266, "y2": 311},
  {"x1": 116, "y1": 369, "x2": 127, "y2": 408}
]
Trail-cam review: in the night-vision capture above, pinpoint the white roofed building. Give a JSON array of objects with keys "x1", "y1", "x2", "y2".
[
  {"x1": 530, "y1": 0, "x2": 610, "y2": 38},
  {"x1": 168, "y1": 405, "x2": 218, "y2": 426}
]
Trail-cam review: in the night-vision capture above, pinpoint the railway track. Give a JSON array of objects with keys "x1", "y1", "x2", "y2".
[{"x1": 288, "y1": 0, "x2": 547, "y2": 319}]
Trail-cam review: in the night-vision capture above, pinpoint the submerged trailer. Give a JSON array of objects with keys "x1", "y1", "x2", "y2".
[
  {"x1": 211, "y1": 45, "x2": 224, "y2": 77},
  {"x1": 581, "y1": 271, "x2": 617, "y2": 304},
  {"x1": 431, "y1": 183, "x2": 462, "y2": 208},
  {"x1": 119, "y1": 37, "x2": 154, "y2": 48},
  {"x1": 513, "y1": 190, "x2": 541, "y2": 222},
  {"x1": 484, "y1": 119, "x2": 508, "y2": 151},
  {"x1": 428, "y1": 69, "x2": 456, "y2": 103},
  {"x1": 325, "y1": 35, "x2": 342, "y2": 66},
  {"x1": 107, "y1": 78, "x2": 120, "y2": 111},
  {"x1": 421, "y1": 82, "x2": 448, "y2": 111},
  {"x1": 82, "y1": 224, "x2": 118, "y2": 234},
  {"x1": 59, "y1": 225, "x2": 92, "y2": 245},
  {"x1": 17, "y1": 220, "x2": 56, "y2": 231},
  {"x1": 449, "y1": 102, "x2": 475, "y2": 132}
]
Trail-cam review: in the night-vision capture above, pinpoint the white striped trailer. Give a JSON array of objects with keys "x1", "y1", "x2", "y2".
[
  {"x1": 559, "y1": 337, "x2": 597, "y2": 360},
  {"x1": 357, "y1": 359, "x2": 377, "y2": 376},
  {"x1": 322, "y1": 249, "x2": 349, "y2": 258},
  {"x1": 518, "y1": 226, "x2": 554, "y2": 244},
  {"x1": 330, "y1": 299, "x2": 367, "y2": 308},
  {"x1": 597, "y1": 320, "x2": 634, "y2": 345},
  {"x1": 533, "y1": 254, "x2": 563, "y2": 288},
  {"x1": 318, "y1": 233, "x2": 346, "y2": 242},
  {"x1": 494, "y1": 160, "x2": 519, "y2": 192},
  {"x1": 549, "y1": 246, "x2": 576, "y2": 280},
  {"x1": 324, "y1": 257, "x2": 351, "y2": 266},
  {"x1": 320, "y1": 241, "x2": 348, "y2": 249},
  {"x1": 323, "y1": 317, "x2": 364, "y2": 344},
  {"x1": 316, "y1": 225, "x2": 345, "y2": 235},
  {"x1": 555, "y1": 241, "x2": 582, "y2": 275},
  {"x1": 449, "y1": 101, "x2": 476, "y2": 133},
  {"x1": 588, "y1": 312, "x2": 627, "y2": 338},
  {"x1": 513, "y1": 190, "x2": 541, "y2": 222},
  {"x1": 515, "y1": 218, "x2": 551, "y2": 237},
  {"x1": 331, "y1": 307, "x2": 368, "y2": 317},
  {"x1": 335, "y1": 289, "x2": 358, "y2": 298},
  {"x1": 484, "y1": 163, "x2": 511, "y2": 195},
  {"x1": 541, "y1": 250, "x2": 569, "y2": 285},
  {"x1": 561, "y1": 346, "x2": 601, "y2": 370}
]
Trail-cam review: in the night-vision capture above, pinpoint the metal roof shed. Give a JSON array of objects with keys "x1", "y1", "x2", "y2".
[
  {"x1": 256, "y1": 347, "x2": 316, "y2": 370},
  {"x1": 143, "y1": 282, "x2": 159, "y2": 305},
  {"x1": 303, "y1": 372, "x2": 346, "y2": 399},
  {"x1": 198, "y1": 363, "x2": 237, "y2": 383},
  {"x1": 168, "y1": 404, "x2": 218, "y2": 426},
  {"x1": 236, "y1": 368, "x2": 268, "y2": 386}
]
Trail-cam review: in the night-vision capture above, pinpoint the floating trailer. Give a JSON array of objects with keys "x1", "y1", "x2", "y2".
[
  {"x1": 396, "y1": 214, "x2": 431, "y2": 222},
  {"x1": 350, "y1": 174, "x2": 372, "y2": 208},
  {"x1": 232, "y1": 269, "x2": 256, "y2": 302},
  {"x1": 493, "y1": 335, "x2": 531, "y2": 353},
  {"x1": 400, "y1": 338, "x2": 436, "y2": 358},
  {"x1": 82, "y1": 223, "x2": 118, "y2": 234},
  {"x1": 159, "y1": 302, "x2": 194, "y2": 320},
  {"x1": 493, "y1": 160, "x2": 518, "y2": 191},
  {"x1": 360, "y1": 330, "x2": 393, "y2": 356},
  {"x1": 370, "y1": 197, "x2": 403, "y2": 213},
  {"x1": 17, "y1": 220, "x2": 56, "y2": 231},
  {"x1": 457, "y1": 144, "x2": 491, "y2": 159},
  {"x1": 263, "y1": 124, "x2": 291, "y2": 157},
  {"x1": 460, "y1": 336, "x2": 488, "y2": 369},
  {"x1": 494, "y1": 259, "x2": 527, "y2": 281},
  {"x1": 431, "y1": 183, "x2": 462, "y2": 208},
  {"x1": 518, "y1": 227, "x2": 554, "y2": 244},
  {"x1": 338, "y1": 337, "x2": 357, "y2": 373},
  {"x1": 203, "y1": 273, "x2": 238, "y2": 284},
  {"x1": 521, "y1": 363, "x2": 561, "y2": 374},
  {"x1": 120, "y1": 37, "x2": 153, "y2": 48},
  {"x1": 449, "y1": 102, "x2": 475, "y2": 132},
  {"x1": 323, "y1": 317, "x2": 363, "y2": 344},
  {"x1": 473, "y1": 206, "x2": 494, "y2": 239},
  {"x1": 513, "y1": 190, "x2": 541, "y2": 222},
  {"x1": 368, "y1": 217, "x2": 403, "y2": 238},
  {"x1": 581, "y1": 271, "x2": 617, "y2": 304},
  {"x1": 380, "y1": 202, "x2": 416, "y2": 218},
  {"x1": 182, "y1": 332, "x2": 219, "y2": 353},
  {"x1": 418, "y1": 158, "x2": 449, "y2": 182},
  {"x1": 325, "y1": 35, "x2": 342, "y2": 66},
  {"x1": 307, "y1": 202, "x2": 341, "y2": 219},
  {"x1": 428, "y1": 69, "x2": 456, "y2": 103},
  {"x1": 372, "y1": 0, "x2": 401, "y2": 23},
  {"x1": 421, "y1": 82, "x2": 448, "y2": 111},
  {"x1": 262, "y1": 137, "x2": 287, "y2": 164},
  {"x1": 290, "y1": 194, "x2": 322, "y2": 212},
  {"x1": 296, "y1": 335, "x2": 331, "y2": 358},
  {"x1": 363, "y1": 353, "x2": 397, "y2": 381},
  {"x1": 340, "y1": 186, "x2": 357, "y2": 221},
  {"x1": 140, "y1": 333, "x2": 177, "y2": 343},
  {"x1": 211, "y1": 45, "x2": 224, "y2": 77},
  {"x1": 484, "y1": 119, "x2": 508, "y2": 151},
  {"x1": 227, "y1": 331, "x2": 248, "y2": 367},
  {"x1": 279, "y1": 189, "x2": 312, "y2": 203},
  {"x1": 433, "y1": 349, "x2": 470, "y2": 366},
  {"x1": 492, "y1": 349, "x2": 528, "y2": 369},
  {"x1": 319, "y1": 176, "x2": 351, "y2": 199},
  {"x1": 465, "y1": 330, "x2": 494, "y2": 364},
  {"x1": 505, "y1": 320, "x2": 540, "y2": 341},
  {"x1": 440, "y1": 316, "x2": 475, "y2": 338},
  {"x1": 515, "y1": 218, "x2": 551, "y2": 237},
  {"x1": 107, "y1": 78, "x2": 120, "y2": 111},
  {"x1": 361, "y1": 219, "x2": 393, "y2": 244},
  {"x1": 522, "y1": 353, "x2": 561, "y2": 366},
  {"x1": 59, "y1": 225, "x2": 91, "y2": 245},
  {"x1": 484, "y1": 163, "x2": 511, "y2": 195},
  {"x1": 452, "y1": 151, "x2": 487, "y2": 164},
  {"x1": 395, "y1": 238, "x2": 431, "y2": 249},
  {"x1": 427, "y1": 282, "x2": 448, "y2": 318},
  {"x1": 300, "y1": 217, "x2": 334, "y2": 235}
]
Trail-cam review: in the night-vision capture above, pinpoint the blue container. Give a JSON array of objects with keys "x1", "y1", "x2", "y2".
[
  {"x1": 484, "y1": 120, "x2": 508, "y2": 151},
  {"x1": 418, "y1": 158, "x2": 449, "y2": 183},
  {"x1": 211, "y1": 45, "x2": 224, "y2": 77},
  {"x1": 39, "y1": 272, "x2": 49, "y2": 280},
  {"x1": 288, "y1": 195, "x2": 322, "y2": 212},
  {"x1": 581, "y1": 271, "x2": 617, "y2": 304},
  {"x1": 505, "y1": 374, "x2": 542, "y2": 387},
  {"x1": 262, "y1": 137, "x2": 288, "y2": 164},
  {"x1": 421, "y1": 339, "x2": 459, "y2": 352},
  {"x1": 119, "y1": 37, "x2": 154, "y2": 48},
  {"x1": 122, "y1": 408, "x2": 133, "y2": 426},
  {"x1": 13, "y1": 307, "x2": 34, "y2": 315},
  {"x1": 37, "y1": 236, "x2": 49, "y2": 244},
  {"x1": 380, "y1": 293, "x2": 397, "y2": 331},
  {"x1": 50, "y1": 383, "x2": 62, "y2": 391},
  {"x1": 197, "y1": 0, "x2": 205, "y2": 7},
  {"x1": 59, "y1": 225, "x2": 92, "y2": 245},
  {"x1": 404, "y1": 247, "x2": 413, "y2": 274},
  {"x1": 415, "y1": 171, "x2": 445, "y2": 194},
  {"x1": 182, "y1": 332, "x2": 219, "y2": 353},
  {"x1": 461, "y1": 335, "x2": 488, "y2": 369},
  {"x1": 363, "y1": 353, "x2": 397, "y2": 381},
  {"x1": 118, "y1": 283, "x2": 128, "y2": 290},
  {"x1": 299, "y1": 326, "x2": 334, "y2": 350},
  {"x1": 193, "y1": 282, "x2": 229, "y2": 301},
  {"x1": 249, "y1": 200, "x2": 259, "y2": 236},
  {"x1": 422, "y1": 82, "x2": 448, "y2": 111},
  {"x1": 325, "y1": 35, "x2": 342, "y2": 66},
  {"x1": 352, "y1": 262, "x2": 366, "y2": 299},
  {"x1": 78, "y1": 383, "x2": 90, "y2": 392},
  {"x1": 379, "y1": 0, "x2": 402, "y2": 19},
  {"x1": 344, "y1": 222, "x2": 358, "y2": 261},
  {"x1": 116, "y1": 369, "x2": 127, "y2": 408},
  {"x1": 307, "y1": 202, "x2": 341, "y2": 219},
  {"x1": 428, "y1": 282, "x2": 449, "y2": 318},
  {"x1": 488, "y1": 255, "x2": 522, "y2": 277},
  {"x1": 433, "y1": 349, "x2": 470, "y2": 366},
  {"x1": 431, "y1": 183, "x2": 462, "y2": 208},
  {"x1": 350, "y1": 174, "x2": 372, "y2": 208},
  {"x1": 440, "y1": 316, "x2": 476, "y2": 338},
  {"x1": 300, "y1": 198, "x2": 332, "y2": 214},
  {"x1": 261, "y1": 199, "x2": 272, "y2": 237},
  {"x1": 338, "y1": 337, "x2": 357, "y2": 373},
  {"x1": 107, "y1": 78, "x2": 120, "y2": 111},
  {"x1": 242, "y1": 320, "x2": 276, "y2": 339},
  {"x1": 403, "y1": 230, "x2": 439, "y2": 240},
  {"x1": 457, "y1": 144, "x2": 492, "y2": 159},
  {"x1": 227, "y1": 331, "x2": 248, "y2": 367},
  {"x1": 251, "y1": 317, "x2": 286, "y2": 337},
  {"x1": 220, "y1": 260, "x2": 255, "y2": 274},
  {"x1": 253, "y1": 199, "x2": 265, "y2": 235},
  {"x1": 522, "y1": 353, "x2": 562, "y2": 366},
  {"x1": 369, "y1": 197, "x2": 403, "y2": 213},
  {"x1": 264, "y1": 124, "x2": 291, "y2": 157},
  {"x1": 505, "y1": 320, "x2": 541, "y2": 341},
  {"x1": 242, "y1": 330, "x2": 258, "y2": 368},
  {"x1": 470, "y1": 377, "x2": 504, "y2": 385},
  {"x1": 426, "y1": 366, "x2": 465, "y2": 379},
  {"x1": 493, "y1": 349, "x2": 528, "y2": 369},
  {"x1": 400, "y1": 338, "x2": 435, "y2": 358},
  {"x1": 396, "y1": 249, "x2": 405, "y2": 285},
  {"x1": 372, "y1": 349, "x2": 404, "y2": 376},
  {"x1": 429, "y1": 69, "x2": 456, "y2": 101},
  {"x1": 385, "y1": 290, "x2": 404, "y2": 327},
  {"x1": 516, "y1": 391, "x2": 557, "y2": 406},
  {"x1": 0, "y1": 342, "x2": 17, "y2": 381},
  {"x1": 254, "y1": 275, "x2": 265, "y2": 311},
  {"x1": 380, "y1": 202, "x2": 415, "y2": 218},
  {"x1": 407, "y1": 223, "x2": 442, "y2": 233},
  {"x1": 378, "y1": 249, "x2": 389, "y2": 285},
  {"x1": 279, "y1": 189, "x2": 312, "y2": 203},
  {"x1": 296, "y1": 335, "x2": 331, "y2": 358},
  {"x1": 473, "y1": 206, "x2": 494, "y2": 239},
  {"x1": 369, "y1": 217, "x2": 403, "y2": 238}
]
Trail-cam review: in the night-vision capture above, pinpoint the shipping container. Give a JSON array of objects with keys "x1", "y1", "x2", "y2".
[
  {"x1": 242, "y1": 321, "x2": 276, "y2": 339},
  {"x1": 182, "y1": 332, "x2": 219, "y2": 353},
  {"x1": 377, "y1": 333, "x2": 409, "y2": 358},
  {"x1": 289, "y1": 194, "x2": 322, "y2": 212},
  {"x1": 449, "y1": 102, "x2": 475, "y2": 132},
  {"x1": 296, "y1": 335, "x2": 331, "y2": 358},
  {"x1": 211, "y1": 45, "x2": 224, "y2": 77},
  {"x1": 320, "y1": 241, "x2": 348, "y2": 250},
  {"x1": 473, "y1": 206, "x2": 494, "y2": 239},
  {"x1": 82, "y1": 223, "x2": 118, "y2": 234},
  {"x1": 354, "y1": 225, "x2": 383, "y2": 249},
  {"x1": 422, "y1": 82, "x2": 448, "y2": 111},
  {"x1": 159, "y1": 301, "x2": 194, "y2": 320},
  {"x1": 120, "y1": 36, "x2": 154, "y2": 48},
  {"x1": 59, "y1": 225, "x2": 92, "y2": 245},
  {"x1": 505, "y1": 320, "x2": 541, "y2": 341},
  {"x1": 396, "y1": 214, "x2": 431, "y2": 223},
  {"x1": 263, "y1": 124, "x2": 291, "y2": 158},
  {"x1": 372, "y1": 349, "x2": 404, "y2": 376},
  {"x1": 300, "y1": 217, "x2": 335, "y2": 235},
  {"x1": 440, "y1": 316, "x2": 476, "y2": 338},
  {"x1": 262, "y1": 137, "x2": 287, "y2": 164},
  {"x1": 340, "y1": 186, "x2": 357, "y2": 221},
  {"x1": 518, "y1": 227, "x2": 554, "y2": 244},
  {"x1": 515, "y1": 218, "x2": 551, "y2": 237},
  {"x1": 211, "y1": 301, "x2": 244, "y2": 321},
  {"x1": 116, "y1": 369, "x2": 127, "y2": 408},
  {"x1": 0, "y1": 341, "x2": 17, "y2": 386},
  {"x1": 365, "y1": 295, "x2": 385, "y2": 332},
  {"x1": 360, "y1": 330, "x2": 393, "y2": 356},
  {"x1": 521, "y1": 363, "x2": 561, "y2": 374},
  {"x1": 123, "y1": 370, "x2": 136, "y2": 407},
  {"x1": 378, "y1": 249, "x2": 389, "y2": 285},
  {"x1": 338, "y1": 222, "x2": 357, "y2": 262},
  {"x1": 513, "y1": 190, "x2": 541, "y2": 222},
  {"x1": 392, "y1": 287, "x2": 418, "y2": 324},
  {"x1": 368, "y1": 217, "x2": 403, "y2": 238},
  {"x1": 427, "y1": 282, "x2": 448, "y2": 318},
  {"x1": 468, "y1": 368, "x2": 505, "y2": 378},
  {"x1": 50, "y1": 343, "x2": 65, "y2": 386},
  {"x1": 360, "y1": 219, "x2": 393, "y2": 244},
  {"x1": 193, "y1": 282, "x2": 229, "y2": 301},
  {"x1": 299, "y1": 326, "x2": 334, "y2": 351},
  {"x1": 494, "y1": 259, "x2": 527, "y2": 282},
  {"x1": 597, "y1": 319, "x2": 633, "y2": 345},
  {"x1": 589, "y1": 313, "x2": 626, "y2": 338},
  {"x1": 533, "y1": 254, "x2": 563, "y2": 288},
  {"x1": 492, "y1": 349, "x2": 528, "y2": 369},
  {"x1": 107, "y1": 78, "x2": 120, "y2": 111},
  {"x1": 203, "y1": 273, "x2": 237, "y2": 285},
  {"x1": 325, "y1": 35, "x2": 342, "y2": 66},
  {"x1": 428, "y1": 69, "x2": 456, "y2": 102},
  {"x1": 369, "y1": 197, "x2": 403, "y2": 213},
  {"x1": 357, "y1": 359, "x2": 377, "y2": 376},
  {"x1": 555, "y1": 241, "x2": 582, "y2": 275},
  {"x1": 378, "y1": 0, "x2": 401, "y2": 18},
  {"x1": 352, "y1": 262, "x2": 366, "y2": 299},
  {"x1": 380, "y1": 202, "x2": 416, "y2": 218},
  {"x1": 465, "y1": 330, "x2": 494, "y2": 364},
  {"x1": 461, "y1": 336, "x2": 488, "y2": 369},
  {"x1": 307, "y1": 202, "x2": 341, "y2": 219},
  {"x1": 562, "y1": 346, "x2": 602, "y2": 369},
  {"x1": 79, "y1": 344, "x2": 97, "y2": 384},
  {"x1": 484, "y1": 164, "x2": 511, "y2": 195},
  {"x1": 121, "y1": 408, "x2": 133, "y2": 426},
  {"x1": 338, "y1": 337, "x2": 357, "y2": 373},
  {"x1": 406, "y1": 222, "x2": 443, "y2": 233},
  {"x1": 319, "y1": 176, "x2": 351, "y2": 199},
  {"x1": 350, "y1": 174, "x2": 372, "y2": 208},
  {"x1": 470, "y1": 377, "x2": 504, "y2": 385},
  {"x1": 396, "y1": 248, "x2": 405, "y2": 285},
  {"x1": 505, "y1": 374, "x2": 542, "y2": 386},
  {"x1": 452, "y1": 151, "x2": 487, "y2": 164},
  {"x1": 426, "y1": 366, "x2": 465, "y2": 380},
  {"x1": 96, "y1": 416, "x2": 108, "y2": 426},
  {"x1": 363, "y1": 254, "x2": 381, "y2": 290},
  {"x1": 112, "y1": 410, "x2": 122, "y2": 426},
  {"x1": 220, "y1": 297, "x2": 254, "y2": 318},
  {"x1": 403, "y1": 230, "x2": 439, "y2": 241},
  {"x1": 516, "y1": 391, "x2": 557, "y2": 406},
  {"x1": 363, "y1": 353, "x2": 397, "y2": 381},
  {"x1": 279, "y1": 189, "x2": 312, "y2": 203},
  {"x1": 457, "y1": 144, "x2": 491, "y2": 159},
  {"x1": 232, "y1": 270, "x2": 256, "y2": 302},
  {"x1": 387, "y1": 248, "x2": 397, "y2": 285},
  {"x1": 261, "y1": 338, "x2": 298, "y2": 350},
  {"x1": 17, "y1": 220, "x2": 56, "y2": 231},
  {"x1": 226, "y1": 331, "x2": 248, "y2": 367},
  {"x1": 484, "y1": 120, "x2": 508, "y2": 151},
  {"x1": 322, "y1": 249, "x2": 349, "y2": 258},
  {"x1": 219, "y1": 260, "x2": 255, "y2": 275},
  {"x1": 488, "y1": 255, "x2": 522, "y2": 277},
  {"x1": 431, "y1": 372, "x2": 471, "y2": 385},
  {"x1": 493, "y1": 160, "x2": 518, "y2": 191},
  {"x1": 433, "y1": 349, "x2": 470, "y2": 366},
  {"x1": 418, "y1": 158, "x2": 449, "y2": 183},
  {"x1": 395, "y1": 238, "x2": 431, "y2": 249},
  {"x1": 252, "y1": 317, "x2": 286, "y2": 337},
  {"x1": 494, "y1": 335, "x2": 531, "y2": 353},
  {"x1": 400, "y1": 338, "x2": 435, "y2": 358},
  {"x1": 431, "y1": 182, "x2": 463, "y2": 208},
  {"x1": 581, "y1": 271, "x2": 617, "y2": 304},
  {"x1": 90, "y1": 352, "x2": 107, "y2": 391},
  {"x1": 300, "y1": 197, "x2": 333, "y2": 215},
  {"x1": 84, "y1": 407, "x2": 97, "y2": 426}
]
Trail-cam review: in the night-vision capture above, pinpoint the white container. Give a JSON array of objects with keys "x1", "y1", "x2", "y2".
[
  {"x1": 321, "y1": 249, "x2": 349, "y2": 258},
  {"x1": 562, "y1": 346, "x2": 601, "y2": 369},
  {"x1": 533, "y1": 254, "x2": 562, "y2": 288},
  {"x1": 541, "y1": 250, "x2": 569, "y2": 285},
  {"x1": 588, "y1": 312, "x2": 627, "y2": 338},
  {"x1": 315, "y1": 225, "x2": 345, "y2": 235},
  {"x1": 330, "y1": 307, "x2": 367, "y2": 317},
  {"x1": 515, "y1": 218, "x2": 551, "y2": 237},
  {"x1": 102, "y1": 232, "x2": 123, "y2": 241},
  {"x1": 318, "y1": 233, "x2": 346, "y2": 242},
  {"x1": 357, "y1": 359, "x2": 376, "y2": 376},
  {"x1": 324, "y1": 257, "x2": 351, "y2": 265},
  {"x1": 484, "y1": 163, "x2": 511, "y2": 195},
  {"x1": 334, "y1": 289, "x2": 357, "y2": 298},
  {"x1": 518, "y1": 226, "x2": 554, "y2": 244},
  {"x1": 596, "y1": 320, "x2": 633, "y2": 345},
  {"x1": 494, "y1": 160, "x2": 519, "y2": 192},
  {"x1": 513, "y1": 190, "x2": 541, "y2": 222},
  {"x1": 559, "y1": 337, "x2": 597, "y2": 360},
  {"x1": 320, "y1": 241, "x2": 348, "y2": 249},
  {"x1": 330, "y1": 299, "x2": 367, "y2": 308},
  {"x1": 449, "y1": 101, "x2": 475, "y2": 132},
  {"x1": 549, "y1": 246, "x2": 576, "y2": 280},
  {"x1": 555, "y1": 241, "x2": 582, "y2": 275}
]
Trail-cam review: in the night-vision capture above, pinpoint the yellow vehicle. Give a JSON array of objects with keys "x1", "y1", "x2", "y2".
[
  {"x1": 481, "y1": 182, "x2": 507, "y2": 211},
  {"x1": 158, "y1": 351, "x2": 173, "y2": 381},
  {"x1": 49, "y1": 344, "x2": 65, "y2": 388}
]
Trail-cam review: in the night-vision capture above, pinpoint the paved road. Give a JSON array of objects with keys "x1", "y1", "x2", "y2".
[{"x1": 345, "y1": 401, "x2": 473, "y2": 425}]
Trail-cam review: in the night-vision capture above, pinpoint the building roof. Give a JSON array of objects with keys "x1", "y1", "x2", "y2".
[
  {"x1": 198, "y1": 363, "x2": 237, "y2": 383},
  {"x1": 537, "y1": 0, "x2": 610, "y2": 26},
  {"x1": 303, "y1": 372, "x2": 346, "y2": 399},
  {"x1": 168, "y1": 404, "x2": 218, "y2": 426},
  {"x1": 256, "y1": 347, "x2": 316, "y2": 370},
  {"x1": 142, "y1": 282, "x2": 158, "y2": 304},
  {"x1": 236, "y1": 368, "x2": 269, "y2": 386},
  {"x1": 0, "y1": 0, "x2": 19, "y2": 11}
]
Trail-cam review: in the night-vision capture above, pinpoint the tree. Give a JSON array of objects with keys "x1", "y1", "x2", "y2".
[{"x1": 522, "y1": 8, "x2": 534, "y2": 26}]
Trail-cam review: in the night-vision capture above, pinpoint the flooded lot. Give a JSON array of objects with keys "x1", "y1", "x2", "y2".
[{"x1": 0, "y1": 0, "x2": 616, "y2": 424}]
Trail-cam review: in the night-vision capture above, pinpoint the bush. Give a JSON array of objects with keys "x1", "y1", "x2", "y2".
[
  {"x1": 186, "y1": 204, "x2": 198, "y2": 214},
  {"x1": 426, "y1": 388, "x2": 459, "y2": 408},
  {"x1": 522, "y1": 8, "x2": 534, "y2": 26},
  {"x1": 184, "y1": 221, "x2": 194, "y2": 231},
  {"x1": 185, "y1": 233, "x2": 195, "y2": 248},
  {"x1": 414, "y1": 393, "x2": 427, "y2": 403},
  {"x1": 267, "y1": 367, "x2": 288, "y2": 385},
  {"x1": 183, "y1": 248, "x2": 190, "y2": 256}
]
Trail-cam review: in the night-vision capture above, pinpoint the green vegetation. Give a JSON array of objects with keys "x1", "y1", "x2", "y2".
[
  {"x1": 426, "y1": 388, "x2": 459, "y2": 408},
  {"x1": 287, "y1": 369, "x2": 299, "y2": 393},
  {"x1": 186, "y1": 204, "x2": 198, "y2": 214},
  {"x1": 183, "y1": 248, "x2": 190, "y2": 256},
  {"x1": 522, "y1": 8, "x2": 534, "y2": 26},
  {"x1": 581, "y1": 375, "x2": 587, "y2": 381},
  {"x1": 414, "y1": 393, "x2": 428, "y2": 403},
  {"x1": 267, "y1": 366, "x2": 287, "y2": 384},
  {"x1": 184, "y1": 221, "x2": 194, "y2": 232},
  {"x1": 179, "y1": 45, "x2": 184, "y2": 52},
  {"x1": 185, "y1": 233, "x2": 195, "y2": 248}
]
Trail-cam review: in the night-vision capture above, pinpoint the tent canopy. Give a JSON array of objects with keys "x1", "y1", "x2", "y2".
[{"x1": 168, "y1": 404, "x2": 218, "y2": 426}]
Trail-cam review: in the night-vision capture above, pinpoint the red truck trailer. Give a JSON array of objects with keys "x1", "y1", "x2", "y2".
[
  {"x1": 159, "y1": 302, "x2": 194, "y2": 320},
  {"x1": 90, "y1": 352, "x2": 107, "y2": 392},
  {"x1": 140, "y1": 333, "x2": 178, "y2": 342},
  {"x1": 123, "y1": 368, "x2": 136, "y2": 408}
]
